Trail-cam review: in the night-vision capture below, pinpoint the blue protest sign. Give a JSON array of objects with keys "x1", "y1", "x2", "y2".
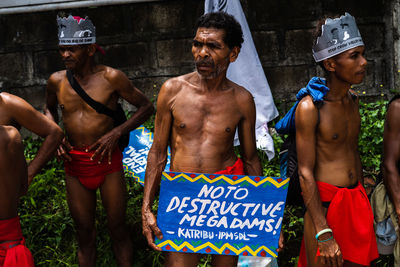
[
  {"x1": 122, "y1": 125, "x2": 170, "y2": 185},
  {"x1": 156, "y1": 172, "x2": 289, "y2": 257}
]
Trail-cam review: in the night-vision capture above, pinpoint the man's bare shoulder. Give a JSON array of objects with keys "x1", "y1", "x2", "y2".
[
  {"x1": 102, "y1": 65, "x2": 126, "y2": 82},
  {"x1": 160, "y1": 72, "x2": 196, "y2": 95},
  {"x1": 48, "y1": 70, "x2": 66, "y2": 82},
  {"x1": 296, "y1": 96, "x2": 319, "y2": 126},
  {"x1": 0, "y1": 92, "x2": 23, "y2": 106},
  {"x1": 227, "y1": 80, "x2": 253, "y2": 102},
  {"x1": 0, "y1": 92, "x2": 34, "y2": 118},
  {"x1": 297, "y1": 95, "x2": 317, "y2": 111},
  {"x1": 48, "y1": 70, "x2": 66, "y2": 89},
  {"x1": 386, "y1": 98, "x2": 400, "y2": 125},
  {"x1": 389, "y1": 97, "x2": 400, "y2": 111}
]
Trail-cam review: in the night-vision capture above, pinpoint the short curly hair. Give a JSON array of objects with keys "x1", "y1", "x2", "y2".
[
  {"x1": 195, "y1": 12, "x2": 244, "y2": 49},
  {"x1": 313, "y1": 14, "x2": 341, "y2": 72}
]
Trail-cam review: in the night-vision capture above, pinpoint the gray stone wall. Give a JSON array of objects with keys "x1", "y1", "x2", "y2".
[{"x1": 0, "y1": 0, "x2": 393, "y2": 114}]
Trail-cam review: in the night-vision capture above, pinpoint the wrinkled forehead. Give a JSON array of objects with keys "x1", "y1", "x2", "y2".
[{"x1": 194, "y1": 27, "x2": 226, "y2": 42}]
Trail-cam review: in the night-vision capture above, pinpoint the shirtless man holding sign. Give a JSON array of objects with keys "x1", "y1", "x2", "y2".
[{"x1": 142, "y1": 11, "x2": 282, "y2": 267}]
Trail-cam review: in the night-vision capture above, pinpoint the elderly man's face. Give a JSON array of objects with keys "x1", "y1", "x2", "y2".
[
  {"x1": 192, "y1": 27, "x2": 238, "y2": 79},
  {"x1": 58, "y1": 45, "x2": 90, "y2": 70}
]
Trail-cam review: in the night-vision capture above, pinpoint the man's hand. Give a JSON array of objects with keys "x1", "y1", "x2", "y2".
[
  {"x1": 57, "y1": 138, "x2": 73, "y2": 162},
  {"x1": 142, "y1": 206, "x2": 163, "y2": 251},
  {"x1": 88, "y1": 129, "x2": 121, "y2": 164},
  {"x1": 277, "y1": 231, "x2": 284, "y2": 252},
  {"x1": 318, "y1": 237, "x2": 343, "y2": 267}
]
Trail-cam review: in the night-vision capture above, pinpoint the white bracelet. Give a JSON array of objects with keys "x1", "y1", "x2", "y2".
[{"x1": 315, "y1": 228, "x2": 333, "y2": 240}]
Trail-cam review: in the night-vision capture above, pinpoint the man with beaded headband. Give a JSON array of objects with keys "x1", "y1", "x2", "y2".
[
  {"x1": 45, "y1": 15, "x2": 154, "y2": 266},
  {"x1": 294, "y1": 13, "x2": 378, "y2": 266}
]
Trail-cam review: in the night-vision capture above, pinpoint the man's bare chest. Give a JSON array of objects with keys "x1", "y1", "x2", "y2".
[
  {"x1": 171, "y1": 94, "x2": 242, "y2": 135},
  {"x1": 318, "y1": 103, "x2": 360, "y2": 143},
  {"x1": 57, "y1": 83, "x2": 115, "y2": 113}
]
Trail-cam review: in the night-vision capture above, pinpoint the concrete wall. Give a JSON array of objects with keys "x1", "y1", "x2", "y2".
[{"x1": 0, "y1": 0, "x2": 393, "y2": 114}]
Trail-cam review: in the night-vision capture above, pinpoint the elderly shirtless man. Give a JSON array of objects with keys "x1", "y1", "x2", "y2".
[
  {"x1": 142, "y1": 12, "x2": 283, "y2": 267},
  {"x1": 295, "y1": 13, "x2": 378, "y2": 266},
  {"x1": 45, "y1": 16, "x2": 153, "y2": 266}
]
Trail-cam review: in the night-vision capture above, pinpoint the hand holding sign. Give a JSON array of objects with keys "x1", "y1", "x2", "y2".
[
  {"x1": 156, "y1": 172, "x2": 289, "y2": 257},
  {"x1": 142, "y1": 206, "x2": 163, "y2": 252}
]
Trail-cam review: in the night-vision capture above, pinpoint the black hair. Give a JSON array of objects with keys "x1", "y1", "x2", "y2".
[
  {"x1": 313, "y1": 14, "x2": 341, "y2": 73},
  {"x1": 195, "y1": 12, "x2": 244, "y2": 49}
]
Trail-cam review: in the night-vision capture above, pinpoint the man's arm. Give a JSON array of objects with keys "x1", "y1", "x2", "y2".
[
  {"x1": 90, "y1": 69, "x2": 154, "y2": 163},
  {"x1": 383, "y1": 99, "x2": 400, "y2": 222},
  {"x1": 296, "y1": 97, "x2": 342, "y2": 265},
  {"x1": 44, "y1": 73, "x2": 73, "y2": 162},
  {"x1": 1, "y1": 92, "x2": 63, "y2": 184},
  {"x1": 237, "y1": 89, "x2": 262, "y2": 176},
  {"x1": 141, "y1": 80, "x2": 175, "y2": 251},
  {"x1": 44, "y1": 74, "x2": 60, "y2": 124}
]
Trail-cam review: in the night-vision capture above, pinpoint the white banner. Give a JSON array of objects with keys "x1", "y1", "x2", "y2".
[{"x1": 205, "y1": 0, "x2": 279, "y2": 160}]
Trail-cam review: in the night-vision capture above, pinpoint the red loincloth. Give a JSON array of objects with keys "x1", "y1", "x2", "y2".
[
  {"x1": 214, "y1": 158, "x2": 245, "y2": 175},
  {"x1": 0, "y1": 217, "x2": 34, "y2": 267},
  {"x1": 298, "y1": 181, "x2": 378, "y2": 266},
  {"x1": 64, "y1": 146, "x2": 123, "y2": 190}
]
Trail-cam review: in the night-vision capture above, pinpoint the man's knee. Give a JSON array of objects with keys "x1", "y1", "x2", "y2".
[
  {"x1": 76, "y1": 226, "x2": 96, "y2": 245},
  {"x1": 74, "y1": 219, "x2": 96, "y2": 238},
  {"x1": 107, "y1": 219, "x2": 129, "y2": 241}
]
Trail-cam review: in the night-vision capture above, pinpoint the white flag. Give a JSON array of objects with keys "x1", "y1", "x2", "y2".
[{"x1": 205, "y1": 0, "x2": 279, "y2": 160}]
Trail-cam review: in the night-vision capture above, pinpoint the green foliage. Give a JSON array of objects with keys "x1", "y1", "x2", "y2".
[
  {"x1": 20, "y1": 138, "x2": 77, "y2": 266},
  {"x1": 358, "y1": 100, "x2": 387, "y2": 178},
  {"x1": 278, "y1": 205, "x2": 304, "y2": 266},
  {"x1": 23, "y1": 136, "x2": 41, "y2": 161},
  {"x1": 260, "y1": 132, "x2": 284, "y2": 177},
  {"x1": 143, "y1": 114, "x2": 156, "y2": 132}
]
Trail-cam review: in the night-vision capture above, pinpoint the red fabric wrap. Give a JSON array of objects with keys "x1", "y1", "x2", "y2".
[
  {"x1": 298, "y1": 181, "x2": 378, "y2": 266},
  {"x1": 64, "y1": 147, "x2": 123, "y2": 190},
  {"x1": 0, "y1": 217, "x2": 34, "y2": 267},
  {"x1": 214, "y1": 158, "x2": 245, "y2": 175}
]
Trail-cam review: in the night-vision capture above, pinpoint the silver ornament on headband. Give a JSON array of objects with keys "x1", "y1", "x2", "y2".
[
  {"x1": 57, "y1": 15, "x2": 96, "y2": 45},
  {"x1": 312, "y1": 12, "x2": 364, "y2": 62}
]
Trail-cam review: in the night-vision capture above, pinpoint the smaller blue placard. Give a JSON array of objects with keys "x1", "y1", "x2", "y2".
[{"x1": 122, "y1": 125, "x2": 170, "y2": 185}]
